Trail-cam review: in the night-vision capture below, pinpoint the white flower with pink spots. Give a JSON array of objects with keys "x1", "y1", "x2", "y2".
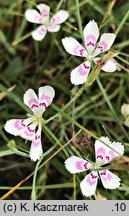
[
  {"x1": 4, "y1": 86, "x2": 55, "y2": 162},
  {"x1": 62, "y1": 20, "x2": 117, "y2": 85},
  {"x1": 65, "y1": 136, "x2": 124, "y2": 197},
  {"x1": 25, "y1": 3, "x2": 69, "y2": 41}
]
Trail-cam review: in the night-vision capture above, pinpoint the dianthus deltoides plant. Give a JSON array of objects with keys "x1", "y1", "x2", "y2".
[{"x1": 0, "y1": 1, "x2": 129, "y2": 200}]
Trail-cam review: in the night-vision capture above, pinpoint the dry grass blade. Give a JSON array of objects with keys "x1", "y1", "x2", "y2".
[{"x1": 0, "y1": 85, "x2": 15, "y2": 101}]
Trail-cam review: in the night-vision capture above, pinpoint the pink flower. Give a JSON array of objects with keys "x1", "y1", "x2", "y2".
[
  {"x1": 65, "y1": 136, "x2": 124, "y2": 197},
  {"x1": 4, "y1": 86, "x2": 55, "y2": 161},
  {"x1": 62, "y1": 20, "x2": 117, "y2": 85},
  {"x1": 25, "y1": 3, "x2": 69, "y2": 41}
]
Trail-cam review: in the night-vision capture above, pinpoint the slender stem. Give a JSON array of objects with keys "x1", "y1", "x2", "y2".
[
  {"x1": 73, "y1": 174, "x2": 76, "y2": 200},
  {"x1": 0, "y1": 183, "x2": 73, "y2": 190},
  {"x1": 115, "y1": 10, "x2": 129, "y2": 35},
  {"x1": 31, "y1": 157, "x2": 43, "y2": 200},
  {"x1": 75, "y1": 0, "x2": 83, "y2": 41},
  {"x1": 12, "y1": 32, "x2": 32, "y2": 46},
  {"x1": 97, "y1": 77, "x2": 129, "y2": 141},
  {"x1": 72, "y1": 100, "x2": 76, "y2": 140}
]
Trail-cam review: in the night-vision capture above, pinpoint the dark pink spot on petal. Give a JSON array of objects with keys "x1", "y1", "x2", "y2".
[
  {"x1": 78, "y1": 63, "x2": 90, "y2": 76},
  {"x1": 97, "y1": 155, "x2": 103, "y2": 160},
  {"x1": 28, "y1": 99, "x2": 38, "y2": 109},
  {"x1": 97, "y1": 41, "x2": 108, "y2": 52},
  {"x1": 100, "y1": 170, "x2": 113, "y2": 182},
  {"x1": 91, "y1": 172, "x2": 97, "y2": 179},
  {"x1": 31, "y1": 104, "x2": 39, "y2": 109},
  {"x1": 95, "y1": 59, "x2": 100, "y2": 64},
  {"x1": 84, "y1": 162, "x2": 89, "y2": 169},
  {"x1": 39, "y1": 102, "x2": 47, "y2": 109},
  {"x1": 15, "y1": 120, "x2": 25, "y2": 130},
  {"x1": 40, "y1": 94, "x2": 51, "y2": 107},
  {"x1": 35, "y1": 135, "x2": 40, "y2": 140},
  {"x1": 79, "y1": 49, "x2": 85, "y2": 56},
  {"x1": 100, "y1": 170, "x2": 106, "y2": 176},
  {"x1": 73, "y1": 46, "x2": 85, "y2": 56},
  {"x1": 21, "y1": 119, "x2": 26, "y2": 127},
  {"x1": 105, "y1": 155, "x2": 110, "y2": 161},
  {"x1": 23, "y1": 126, "x2": 35, "y2": 138},
  {"x1": 87, "y1": 41, "x2": 95, "y2": 47},
  {"x1": 86, "y1": 34, "x2": 96, "y2": 47},
  {"x1": 86, "y1": 172, "x2": 97, "y2": 186},
  {"x1": 32, "y1": 134, "x2": 41, "y2": 147},
  {"x1": 83, "y1": 63, "x2": 90, "y2": 69},
  {"x1": 76, "y1": 161, "x2": 90, "y2": 170},
  {"x1": 28, "y1": 127, "x2": 35, "y2": 133}
]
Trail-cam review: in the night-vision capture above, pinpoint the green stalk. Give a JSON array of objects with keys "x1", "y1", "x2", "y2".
[
  {"x1": 75, "y1": 0, "x2": 83, "y2": 40},
  {"x1": 115, "y1": 10, "x2": 129, "y2": 35},
  {"x1": 31, "y1": 157, "x2": 43, "y2": 200},
  {"x1": 97, "y1": 77, "x2": 129, "y2": 141}
]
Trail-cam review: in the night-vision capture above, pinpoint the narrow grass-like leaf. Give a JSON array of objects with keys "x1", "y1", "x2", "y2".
[{"x1": 97, "y1": 77, "x2": 129, "y2": 141}]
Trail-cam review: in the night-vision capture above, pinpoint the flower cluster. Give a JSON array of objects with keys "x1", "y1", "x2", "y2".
[{"x1": 65, "y1": 136, "x2": 124, "y2": 196}]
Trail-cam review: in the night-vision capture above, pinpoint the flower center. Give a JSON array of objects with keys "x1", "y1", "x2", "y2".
[
  {"x1": 29, "y1": 114, "x2": 43, "y2": 125},
  {"x1": 92, "y1": 162, "x2": 101, "y2": 170},
  {"x1": 40, "y1": 17, "x2": 49, "y2": 26},
  {"x1": 85, "y1": 55, "x2": 94, "y2": 62}
]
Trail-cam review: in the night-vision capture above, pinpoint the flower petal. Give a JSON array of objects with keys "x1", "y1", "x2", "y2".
[
  {"x1": 30, "y1": 125, "x2": 43, "y2": 161},
  {"x1": 20, "y1": 123, "x2": 36, "y2": 141},
  {"x1": 99, "y1": 170, "x2": 121, "y2": 189},
  {"x1": 121, "y1": 103, "x2": 129, "y2": 118},
  {"x1": 95, "y1": 137, "x2": 107, "y2": 164},
  {"x1": 102, "y1": 60, "x2": 117, "y2": 72},
  {"x1": 109, "y1": 141, "x2": 124, "y2": 157},
  {"x1": 64, "y1": 156, "x2": 93, "y2": 174},
  {"x1": 4, "y1": 119, "x2": 27, "y2": 136},
  {"x1": 23, "y1": 89, "x2": 39, "y2": 111},
  {"x1": 4, "y1": 118, "x2": 36, "y2": 141},
  {"x1": 30, "y1": 136, "x2": 43, "y2": 161},
  {"x1": 62, "y1": 37, "x2": 87, "y2": 57},
  {"x1": 95, "y1": 136, "x2": 124, "y2": 165},
  {"x1": 38, "y1": 85, "x2": 55, "y2": 109},
  {"x1": 48, "y1": 24, "x2": 60, "y2": 32},
  {"x1": 31, "y1": 25, "x2": 47, "y2": 41},
  {"x1": 50, "y1": 10, "x2": 69, "y2": 25},
  {"x1": 83, "y1": 20, "x2": 99, "y2": 54},
  {"x1": 94, "y1": 33, "x2": 116, "y2": 55},
  {"x1": 94, "y1": 58, "x2": 117, "y2": 72},
  {"x1": 37, "y1": 4, "x2": 50, "y2": 24},
  {"x1": 80, "y1": 171, "x2": 98, "y2": 197},
  {"x1": 25, "y1": 9, "x2": 42, "y2": 24},
  {"x1": 70, "y1": 61, "x2": 91, "y2": 85}
]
